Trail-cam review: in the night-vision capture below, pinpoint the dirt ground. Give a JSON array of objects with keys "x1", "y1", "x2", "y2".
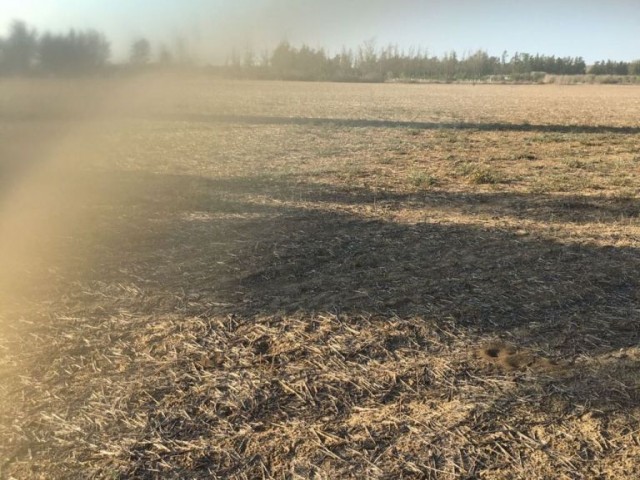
[{"x1": 1, "y1": 77, "x2": 639, "y2": 479}]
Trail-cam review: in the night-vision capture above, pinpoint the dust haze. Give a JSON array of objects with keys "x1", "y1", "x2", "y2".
[
  {"x1": 114, "y1": 0, "x2": 417, "y2": 63},
  {"x1": 0, "y1": 76, "x2": 222, "y2": 305}
]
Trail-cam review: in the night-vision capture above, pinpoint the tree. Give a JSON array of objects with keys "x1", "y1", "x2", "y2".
[
  {"x1": 270, "y1": 41, "x2": 294, "y2": 77},
  {"x1": 464, "y1": 50, "x2": 496, "y2": 79},
  {"x1": 258, "y1": 49, "x2": 270, "y2": 68},
  {"x1": 356, "y1": 38, "x2": 380, "y2": 80},
  {"x1": 242, "y1": 46, "x2": 255, "y2": 69},
  {"x1": 1, "y1": 20, "x2": 38, "y2": 74},
  {"x1": 157, "y1": 44, "x2": 173, "y2": 65},
  {"x1": 39, "y1": 29, "x2": 110, "y2": 74},
  {"x1": 172, "y1": 37, "x2": 192, "y2": 65},
  {"x1": 442, "y1": 51, "x2": 458, "y2": 80},
  {"x1": 130, "y1": 38, "x2": 151, "y2": 66}
]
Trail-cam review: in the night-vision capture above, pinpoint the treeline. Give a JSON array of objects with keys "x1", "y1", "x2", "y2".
[
  {"x1": 590, "y1": 59, "x2": 640, "y2": 75},
  {"x1": 0, "y1": 20, "x2": 110, "y2": 75},
  {"x1": 0, "y1": 20, "x2": 192, "y2": 76},
  {"x1": 230, "y1": 41, "x2": 640, "y2": 82},
  {"x1": 2, "y1": 19, "x2": 640, "y2": 81},
  {"x1": 231, "y1": 42, "x2": 588, "y2": 81}
]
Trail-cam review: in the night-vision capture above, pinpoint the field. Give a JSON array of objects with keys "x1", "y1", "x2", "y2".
[{"x1": 1, "y1": 77, "x2": 640, "y2": 479}]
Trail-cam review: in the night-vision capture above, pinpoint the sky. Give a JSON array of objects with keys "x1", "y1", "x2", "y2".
[{"x1": 1, "y1": 0, "x2": 639, "y2": 64}]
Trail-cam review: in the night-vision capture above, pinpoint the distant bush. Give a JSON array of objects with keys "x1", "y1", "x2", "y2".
[
  {"x1": 408, "y1": 171, "x2": 438, "y2": 188},
  {"x1": 468, "y1": 167, "x2": 504, "y2": 185},
  {"x1": 544, "y1": 74, "x2": 640, "y2": 85}
]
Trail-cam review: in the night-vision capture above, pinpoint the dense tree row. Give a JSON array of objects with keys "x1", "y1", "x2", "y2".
[
  {"x1": 232, "y1": 42, "x2": 597, "y2": 81},
  {"x1": 590, "y1": 59, "x2": 640, "y2": 75},
  {"x1": 231, "y1": 42, "x2": 640, "y2": 82},
  {"x1": 0, "y1": 20, "x2": 110, "y2": 75}
]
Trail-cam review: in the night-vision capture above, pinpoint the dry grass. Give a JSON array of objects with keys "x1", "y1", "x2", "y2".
[{"x1": 1, "y1": 78, "x2": 640, "y2": 479}]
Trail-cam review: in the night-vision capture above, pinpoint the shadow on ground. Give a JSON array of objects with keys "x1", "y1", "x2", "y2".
[
  {"x1": 3, "y1": 168, "x2": 640, "y2": 478},
  {"x1": 166, "y1": 113, "x2": 640, "y2": 135},
  {"x1": 164, "y1": 174, "x2": 640, "y2": 225},
  {"x1": 8, "y1": 169, "x2": 637, "y2": 352}
]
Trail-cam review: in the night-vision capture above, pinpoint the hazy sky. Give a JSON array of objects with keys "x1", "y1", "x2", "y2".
[{"x1": 2, "y1": 0, "x2": 639, "y2": 64}]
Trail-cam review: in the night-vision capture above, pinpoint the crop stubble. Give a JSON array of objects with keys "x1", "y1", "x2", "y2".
[{"x1": 1, "y1": 78, "x2": 639, "y2": 478}]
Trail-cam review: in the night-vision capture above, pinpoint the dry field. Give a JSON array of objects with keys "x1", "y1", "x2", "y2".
[{"x1": 1, "y1": 77, "x2": 640, "y2": 479}]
